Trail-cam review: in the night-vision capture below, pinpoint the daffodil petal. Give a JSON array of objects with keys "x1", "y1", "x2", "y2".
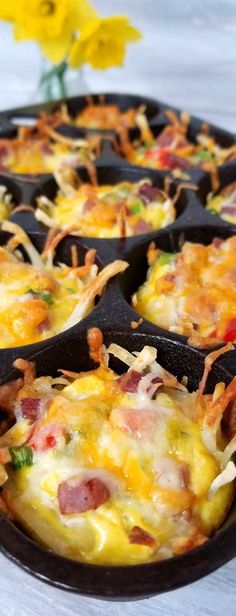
[
  {"x1": 13, "y1": 22, "x2": 33, "y2": 42},
  {"x1": 68, "y1": 38, "x2": 87, "y2": 69},
  {"x1": 85, "y1": 37, "x2": 125, "y2": 70},
  {"x1": 3, "y1": 5, "x2": 141, "y2": 70},
  {"x1": 101, "y1": 17, "x2": 142, "y2": 42},
  {"x1": 72, "y1": 19, "x2": 102, "y2": 43},
  {"x1": 72, "y1": 0, "x2": 99, "y2": 29},
  {"x1": 40, "y1": 33, "x2": 72, "y2": 64},
  {"x1": 0, "y1": 0, "x2": 16, "y2": 21}
]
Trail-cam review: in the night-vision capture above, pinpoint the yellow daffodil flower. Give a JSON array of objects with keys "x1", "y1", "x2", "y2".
[
  {"x1": 68, "y1": 16, "x2": 142, "y2": 70},
  {"x1": 1, "y1": 0, "x2": 99, "y2": 64},
  {"x1": 0, "y1": 0, "x2": 16, "y2": 21}
]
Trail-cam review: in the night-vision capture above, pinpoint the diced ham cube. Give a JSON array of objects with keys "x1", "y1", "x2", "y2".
[
  {"x1": 155, "y1": 457, "x2": 189, "y2": 491},
  {"x1": 58, "y1": 476, "x2": 110, "y2": 514},
  {"x1": 117, "y1": 370, "x2": 142, "y2": 393},
  {"x1": 21, "y1": 397, "x2": 41, "y2": 421},
  {"x1": 110, "y1": 406, "x2": 156, "y2": 439},
  {"x1": 221, "y1": 204, "x2": 236, "y2": 216},
  {"x1": 138, "y1": 182, "x2": 161, "y2": 203},
  {"x1": 133, "y1": 219, "x2": 152, "y2": 235}
]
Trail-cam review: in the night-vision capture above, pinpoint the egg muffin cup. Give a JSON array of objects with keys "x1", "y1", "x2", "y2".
[
  {"x1": 0, "y1": 94, "x2": 235, "y2": 599},
  {"x1": 1, "y1": 327, "x2": 236, "y2": 599}
]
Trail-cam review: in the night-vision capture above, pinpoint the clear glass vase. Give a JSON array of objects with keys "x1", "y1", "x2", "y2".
[{"x1": 38, "y1": 59, "x2": 88, "y2": 102}]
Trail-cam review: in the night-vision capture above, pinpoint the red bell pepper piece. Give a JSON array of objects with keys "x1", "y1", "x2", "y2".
[{"x1": 223, "y1": 318, "x2": 236, "y2": 342}]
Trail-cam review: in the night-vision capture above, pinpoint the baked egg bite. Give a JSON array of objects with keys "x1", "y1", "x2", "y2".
[
  {"x1": 0, "y1": 329, "x2": 235, "y2": 565},
  {"x1": 36, "y1": 169, "x2": 177, "y2": 238},
  {"x1": 206, "y1": 181, "x2": 236, "y2": 225},
  {"x1": 133, "y1": 237, "x2": 236, "y2": 345},
  {"x1": 0, "y1": 221, "x2": 127, "y2": 348},
  {"x1": 121, "y1": 111, "x2": 236, "y2": 178}
]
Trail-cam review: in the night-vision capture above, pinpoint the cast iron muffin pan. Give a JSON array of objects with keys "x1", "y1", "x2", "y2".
[
  {"x1": 0, "y1": 94, "x2": 236, "y2": 599},
  {"x1": 0, "y1": 92, "x2": 162, "y2": 138},
  {"x1": 9, "y1": 163, "x2": 187, "y2": 236},
  {"x1": 196, "y1": 161, "x2": 236, "y2": 226},
  {"x1": 1, "y1": 328, "x2": 236, "y2": 601},
  {"x1": 0, "y1": 173, "x2": 23, "y2": 206},
  {"x1": 112, "y1": 120, "x2": 236, "y2": 184}
]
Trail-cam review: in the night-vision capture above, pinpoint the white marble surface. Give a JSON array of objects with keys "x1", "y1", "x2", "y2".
[{"x1": 0, "y1": 1, "x2": 236, "y2": 614}]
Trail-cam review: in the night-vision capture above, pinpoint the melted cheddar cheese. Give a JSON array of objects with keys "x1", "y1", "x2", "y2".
[
  {"x1": 0, "y1": 138, "x2": 94, "y2": 175},
  {"x1": 125, "y1": 122, "x2": 236, "y2": 175},
  {"x1": 37, "y1": 180, "x2": 175, "y2": 238},
  {"x1": 133, "y1": 237, "x2": 236, "y2": 342},
  {"x1": 41, "y1": 102, "x2": 143, "y2": 131},
  {"x1": 74, "y1": 103, "x2": 141, "y2": 130},
  {"x1": 206, "y1": 181, "x2": 236, "y2": 224},
  {"x1": 1, "y1": 346, "x2": 234, "y2": 565},
  {"x1": 0, "y1": 224, "x2": 127, "y2": 348}
]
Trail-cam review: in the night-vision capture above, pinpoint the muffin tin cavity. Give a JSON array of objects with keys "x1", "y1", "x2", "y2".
[
  {"x1": 0, "y1": 228, "x2": 109, "y2": 369},
  {"x1": 196, "y1": 162, "x2": 236, "y2": 225},
  {"x1": 119, "y1": 224, "x2": 236, "y2": 343},
  {"x1": 4, "y1": 93, "x2": 162, "y2": 137},
  {"x1": 0, "y1": 174, "x2": 23, "y2": 222},
  {"x1": 26, "y1": 165, "x2": 187, "y2": 239},
  {"x1": 115, "y1": 116, "x2": 236, "y2": 179},
  {"x1": 0, "y1": 327, "x2": 235, "y2": 600}
]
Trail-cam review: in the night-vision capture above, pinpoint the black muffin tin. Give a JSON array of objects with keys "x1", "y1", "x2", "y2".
[
  {"x1": 0, "y1": 93, "x2": 236, "y2": 600},
  {"x1": 0, "y1": 92, "x2": 162, "y2": 139}
]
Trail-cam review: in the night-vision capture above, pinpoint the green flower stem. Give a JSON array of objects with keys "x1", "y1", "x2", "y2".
[{"x1": 39, "y1": 61, "x2": 68, "y2": 100}]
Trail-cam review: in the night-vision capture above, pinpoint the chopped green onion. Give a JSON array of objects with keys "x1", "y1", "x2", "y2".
[
  {"x1": 158, "y1": 252, "x2": 177, "y2": 266},
  {"x1": 131, "y1": 200, "x2": 143, "y2": 215},
  {"x1": 9, "y1": 445, "x2": 33, "y2": 470},
  {"x1": 27, "y1": 289, "x2": 54, "y2": 305},
  {"x1": 192, "y1": 150, "x2": 213, "y2": 162}
]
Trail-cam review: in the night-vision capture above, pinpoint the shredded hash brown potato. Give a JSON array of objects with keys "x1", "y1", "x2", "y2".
[
  {"x1": 0, "y1": 222, "x2": 128, "y2": 348},
  {"x1": 36, "y1": 170, "x2": 177, "y2": 238},
  {"x1": 121, "y1": 111, "x2": 236, "y2": 177},
  {"x1": 206, "y1": 181, "x2": 236, "y2": 224},
  {"x1": 0, "y1": 119, "x2": 97, "y2": 175},
  {"x1": 36, "y1": 98, "x2": 148, "y2": 131},
  {"x1": 133, "y1": 236, "x2": 236, "y2": 343},
  {"x1": 0, "y1": 329, "x2": 235, "y2": 565}
]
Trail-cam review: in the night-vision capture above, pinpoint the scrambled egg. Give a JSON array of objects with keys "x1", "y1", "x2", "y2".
[
  {"x1": 206, "y1": 182, "x2": 236, "y2": 225},
  {"x1": 2, "y1": 141, "x2": 93, "y2": 175},
  {"x1": 37, "y1": 180, "x2": 175, "y2": 238},
  {"x1": 0, "y1": 225, "x2": 127, "y2": 348},
  {"x1": 2, "y1": 365, "x2": 233, "y2": 565},
  {"x1": 133, "y1": 237, "x2": 236, "y2": 341}
]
